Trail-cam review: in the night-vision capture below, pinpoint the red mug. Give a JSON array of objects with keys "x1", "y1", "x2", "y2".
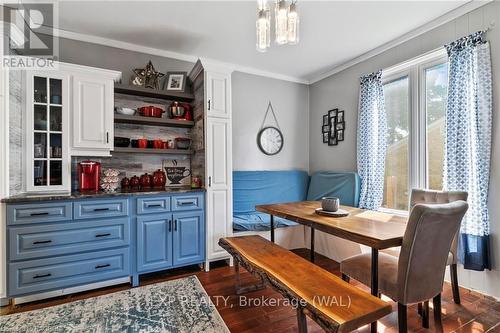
[
  {"x1": 153, "y1": 139, "x2": 163, "y2": 149},
  {"x1": 137, "y1": 139, "x2": 148, "y2": 149}
]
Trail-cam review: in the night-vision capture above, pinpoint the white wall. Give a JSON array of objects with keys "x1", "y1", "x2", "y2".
[
  {"x1": 232, "y1": 71, "x2": 309, "y2": 171},
  {"x1": 309, "y1": 2, "x2": 500, "y2": 299}
]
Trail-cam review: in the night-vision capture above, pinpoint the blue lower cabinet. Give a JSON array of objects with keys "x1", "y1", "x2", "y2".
[
  {"x1": 8, "y1": 248, "x2": 129, "y2": 297},
  {"x1": 173, "y1": 212, "x2": 205, "y2": 266},
  {"x1": 137, "y1": 214, "x2": 173, "y2": 273}
]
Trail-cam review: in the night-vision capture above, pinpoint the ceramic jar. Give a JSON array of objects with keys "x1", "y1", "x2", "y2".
[{"x1": 153, "y1": 169, "x2": 167, "y2": 188}]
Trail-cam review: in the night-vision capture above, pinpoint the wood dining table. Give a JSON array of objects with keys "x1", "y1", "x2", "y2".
[{"x1": 256, "y1": 201, "x2": 408, "y2": 333}]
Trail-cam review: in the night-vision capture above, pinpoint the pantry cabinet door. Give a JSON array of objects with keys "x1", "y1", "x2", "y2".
[
  {"x1": 71, "y1": 74, "x2": 114, "y2": 152},
  {"x1": 205, "y1": 71, "x2": 230, "y2": 119},
  {"x1": 206, "y1": 117, "x2": 232, "y2": 260}
]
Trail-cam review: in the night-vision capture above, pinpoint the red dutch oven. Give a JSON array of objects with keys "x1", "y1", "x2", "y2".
[{"x1": 138, "y1": 106, "x2": 165, "y2": 118}]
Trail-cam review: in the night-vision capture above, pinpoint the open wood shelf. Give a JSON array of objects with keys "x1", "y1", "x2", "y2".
[
  {"x1": 114, "y1": 84, "x2": 194, "y2": 102},
  {"x1": 112, "y1": 147, "x2": 193, "y2": 155},
  {"x1": 114, "y1": 114, "x2": 194, "y2": 128}
]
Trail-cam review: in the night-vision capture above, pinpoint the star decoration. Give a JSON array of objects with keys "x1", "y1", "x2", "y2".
[{"x1": 132, "y1": 61, "x2": 164, "y2": 89}]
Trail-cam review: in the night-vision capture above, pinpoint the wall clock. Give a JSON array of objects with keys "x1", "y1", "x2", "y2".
[{"x1": 257, "y1": 126, "x2": 284, "y2": 155}]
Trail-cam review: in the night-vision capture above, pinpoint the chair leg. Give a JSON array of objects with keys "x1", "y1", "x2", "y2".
[
  {"x1": 417, "y1": 302, "x2": 423, "y2": 316},
  {"x1": 398, "y1": 303, "x2": 407, "y2": 333},
  {"x1": 433, "y1": 294, "x2": 443, "y2": 332},
  {"x1": 297, "y1": 307, "x2": 308, "y2": 333},
  {"x1": 341, "y1": 273, "x2": 350, "y2": 283},
  {"x1": 450, "y1": 263, "x2": 461, "y2": 304},
  {"x1": 422, "y1": 300, "x2": 429, "y2": 328}
]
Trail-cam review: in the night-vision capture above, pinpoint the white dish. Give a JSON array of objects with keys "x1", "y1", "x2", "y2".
[
  {"x1": 315, "y1": 208, "x2": 350, "y2": 217},
  {"x1": 103, "y1": 168, "x2": 120, "y2": 177},
  {"x1": 115, "y1": 107, "x2": 136, "y2": 116}
]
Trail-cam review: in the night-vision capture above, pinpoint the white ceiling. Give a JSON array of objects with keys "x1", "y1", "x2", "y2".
[{"x1": 56, "y1": 1, "x2": 470, "y2": 82}]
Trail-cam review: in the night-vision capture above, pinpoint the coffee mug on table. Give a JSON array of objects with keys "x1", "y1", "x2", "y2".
[{"x1": 322, "y1": 197, "x2": 340, "y2": 212}]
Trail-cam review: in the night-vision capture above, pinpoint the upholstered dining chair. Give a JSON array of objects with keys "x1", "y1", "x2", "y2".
[
  {"x1": 340, "y1": 201, "x2": 468, "y2": 332},
  {"x1": 383, "y1": 189, "x2": 468, "y2": 305}
]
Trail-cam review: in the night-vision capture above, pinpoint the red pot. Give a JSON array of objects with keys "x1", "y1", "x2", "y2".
[
  {"x1": 138, "y1": 106, "x2": 165, "y2": 118},
  {"x1": 121, "y1": 177, "x2": 130, "y2": 189},
  {"x1": 153, "y1": 169, "x2": 166, "y2": 188},
  {"x1": 130, "y1": 176, "x2": 140, "y2": 188},
  {"x1": 140, "y1": 173, "x2": 151, "y2": 188}
]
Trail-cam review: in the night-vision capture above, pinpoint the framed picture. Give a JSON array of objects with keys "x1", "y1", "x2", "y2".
[
  {"x1": 322, "y1": 125, "x2": 330, "y2": 133},
  {"x1": 336, "y1": 122, "x2": 345, "y2": 130},
  {"x1": 323, "y1": 132, "x2": 329, "y2": 143},
  {"x1": 163, "y1": 159, "x2": 191, "y2": 187},
  {"x1": 337, "y1": 110, "x2": 344, "y2": 123},
  {"x1": 337, "y1": 129, "x2": 344, "y2": 141},
  {"x1": 328, "y1": 108, "x2": 338, "y2": 118},
  {"x1": 164, "y1": 72, "x2": 187, "y2": 92},
  {"x1": 328, "y1": 135, "x2": 338, "y2": 146},
  {"x1": 323, "y1": 115, "x2": 329, "y2": 126}
]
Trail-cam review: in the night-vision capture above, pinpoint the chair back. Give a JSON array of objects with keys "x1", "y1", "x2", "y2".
[
  {"x1": 410, "y1": 189, "x2": 468, "y2": 264},
  {"x1": 397, "y1": 201, "x2": 468, "y2": 304}
]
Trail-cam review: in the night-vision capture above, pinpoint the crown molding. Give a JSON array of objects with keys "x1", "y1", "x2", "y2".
[
  {"x1": 308, "y1": 0, "x2": 492, "y2": 84},
  {"x1": 52, "y1": 28, "x2": 309, "y2": 84}
]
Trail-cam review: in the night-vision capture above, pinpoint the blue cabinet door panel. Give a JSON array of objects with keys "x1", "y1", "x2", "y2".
[
  {"x1": 74, "y1": 199, "x2": 128, "y2": 220},
  {"x1": 137, "y1": 197, "x2": 171, "y2": 215},
  {"x1": 7, "y1": 202, "x2": 72, "y2": 225},
  {"x1": 173, "y1": 211, "x2": 205, "y2": 266},
  {"x1": 172, "y1": 194, "x2": 204, "y2": 211},
  {"x1": 137, "y1": 214, "x2": 173, "y2": 272},
  {"x1": 9, "y1": 217, "x2": 130, "y2": 261},
  {"x1": 8, "y1": 248, "x2": 129, "y2": 297}
]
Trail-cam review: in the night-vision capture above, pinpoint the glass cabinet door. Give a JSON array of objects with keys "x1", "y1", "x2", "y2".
[{"x1": 31, "y1": 75, "x2": 65, "y2": 189}]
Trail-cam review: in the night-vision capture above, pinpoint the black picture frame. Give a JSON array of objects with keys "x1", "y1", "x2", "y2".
[
  {"x1": 323, "y1": 114, "x2": 329, "y2": 126},
  {"x1": 328, "y1": 135, "x2": 338, "y2": 146},
  {"x1": 323, "y1": 132, "x2": 329, "y2": 143},
  {"x1": 328, "y1": 109, "x2": 338, "y2": 119},
  {"x1": 337, "y1": 110, "x2": 344, "y2": 123},
  {"x1": 322, "y1": 125, "x2": 330, "y2": 133},
  {"x1": 337, "y1": 129, "x2": 344, "y2": 141},
  {"x1": 164, "y1": 71, "x2": 188, "y2": 92},
  {"x1": 335, "y1": 121, "x2": 345, "y2": 131}
]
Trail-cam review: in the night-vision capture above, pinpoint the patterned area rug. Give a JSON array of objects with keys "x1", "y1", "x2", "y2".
[{"x1": 0, "y1": 275, "x2": 229, "y2": 333}]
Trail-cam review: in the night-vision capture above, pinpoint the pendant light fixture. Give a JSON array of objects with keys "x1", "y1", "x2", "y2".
[
  {"x1": 256, "y1": 0, "x2": 299, "y2": 52},
  {"x1": 256, "y1": 0, "x2": 270, "y2": 52}
]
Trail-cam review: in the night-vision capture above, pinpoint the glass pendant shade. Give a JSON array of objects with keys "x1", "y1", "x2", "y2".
[
  {"x1": 287, "y1": 2, "x2": 299, "y2": 44},
  {"x1": 256, "y1": 8, "x2": 270, "y2": 52},
  {"x1": 275, "y1": 0, "x2": 288, "y2": 45}
]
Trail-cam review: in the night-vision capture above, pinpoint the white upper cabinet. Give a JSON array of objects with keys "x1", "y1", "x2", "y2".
[
  {"x1": 71, "y1": 74, "x2": 114, "y2": 154},
  {"x1": 205, "y1": 71, "x2": 231, "y2": 119}
]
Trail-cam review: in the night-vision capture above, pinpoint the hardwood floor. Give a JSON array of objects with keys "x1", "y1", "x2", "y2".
[{"x1": 2, "y1": 249, "x2": 500, "y2": 333}]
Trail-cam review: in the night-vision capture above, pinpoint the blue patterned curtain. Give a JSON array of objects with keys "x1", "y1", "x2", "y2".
[
  {"x1": 444, "y1": 31, "x2": 492, "y2": 271},
  {"x1": 357, "y1": 70, "x2": 387, "y2": 210}
]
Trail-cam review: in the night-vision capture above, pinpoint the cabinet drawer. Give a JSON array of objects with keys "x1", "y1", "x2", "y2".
[
  {"x1": 137, "y1": 197, "x2": 171, "y2": 215},
  {"x1": 8, "y1": 248, "x2": 130, "y2": 297},
  {"x1": 172, "y1": 194, "x2": 203, "y2": 211},
  {"x1": 7, "y1": 202, "x2": 72, "y2": 225},
  {"x1": 9, "y1": 217, "x2": 130, "y2": 261},
  {"x1": 74, "y1": 199, "x2": 128, "y2": 220}
]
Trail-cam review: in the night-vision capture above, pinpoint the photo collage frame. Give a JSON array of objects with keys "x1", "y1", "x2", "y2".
[{"x1": 322, "y1": 108, "x2": 345, "y2": 146}]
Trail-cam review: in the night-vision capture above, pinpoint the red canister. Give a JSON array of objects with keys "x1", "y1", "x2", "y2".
[
  {"x1": 153, "y1": 169, "x2": 167, "y2": 188},
  {"x1": 140, "y1": 173, "x2": 151, "y2": 188},
  {"x1": 130, "y1": 175, "x2": 140, "y2": 189}
]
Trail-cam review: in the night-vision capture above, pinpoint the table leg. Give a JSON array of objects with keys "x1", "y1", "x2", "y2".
[
  {"x1": 310, "y1": 228, "x2": 315, "y2": 263},
  {"x1": 371, "y1": 248, "x2": 379, "y2": 333},
  {"x1": 270, "y1": 215, "x2": 275, "y2": 243}
]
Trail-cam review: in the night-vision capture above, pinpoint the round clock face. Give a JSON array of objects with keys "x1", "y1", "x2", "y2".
[{"x1": 257, "y1": 126, "x2": 284, "y2": 155}]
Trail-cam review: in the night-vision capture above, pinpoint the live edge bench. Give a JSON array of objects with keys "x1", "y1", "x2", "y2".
[{"x1": 218, "y1": 235, "x2": 391, "y2": 333}]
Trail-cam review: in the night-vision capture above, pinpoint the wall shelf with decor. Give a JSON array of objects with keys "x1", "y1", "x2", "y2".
[
  {"x1": 114, "y1": 114, "x2": 194, "y2": 128},
  {"x1": 114, "y1": 84, "x2": 194, "y2": 102},
  {"x1": 112, "y1": 147, "x2": 193, "y2": 155}
]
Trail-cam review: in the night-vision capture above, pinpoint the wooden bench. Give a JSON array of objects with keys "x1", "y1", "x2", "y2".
[{"x1": 219, "y1": 235, "x2": 392, "y2": 333}]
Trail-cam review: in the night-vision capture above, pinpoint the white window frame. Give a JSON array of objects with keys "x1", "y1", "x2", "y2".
[{"x1": 380, "y1": 48, "x2": 448, "y2": 215}]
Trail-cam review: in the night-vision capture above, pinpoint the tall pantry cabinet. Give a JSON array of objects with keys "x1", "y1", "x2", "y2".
[{"x1": 189, "y1": 61, "x2": 233, "y2": 270}]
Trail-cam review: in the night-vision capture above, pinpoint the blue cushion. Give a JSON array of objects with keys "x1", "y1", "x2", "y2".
[
  {"x1": 233, "y1": 170, "x2": 309, "y2": 231},
  {"x1": 306, "y1": 172, "x2": 361, "y2": 207}
]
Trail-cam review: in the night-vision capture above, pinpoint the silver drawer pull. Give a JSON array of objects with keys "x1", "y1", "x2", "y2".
[
  {"x1": 178, "y1": 201, "x2": 195, "y2": 206},
  {"x1": 146, "y1": 204, "x2": 162, "y2": 208},
  {"x1": 93, "y1": 208, "x2": 110, "y2": 212},
  {"x1": 33, "y1": 240, "x2": 52, "y2": 245},
  {"x1": 33, "y1": 273, "x2": 51, "y2": 279},
  {"x1": 95, "y1": 233, "x2": 111, "y2": 238},
  {"x1": 30, "y1": 212, "x2": 50, "y2": 216},
  {"x1": 95, "y1": 264, "x2": 111, "y2": 269}
]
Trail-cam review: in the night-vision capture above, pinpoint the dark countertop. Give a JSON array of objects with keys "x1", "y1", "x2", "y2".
[{"x1": 1, "y1": 187, "x2": 206, "y2": 204}]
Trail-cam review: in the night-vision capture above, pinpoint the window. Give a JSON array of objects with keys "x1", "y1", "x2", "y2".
[{"x1": 381, "y1": 50, "x2": 448, "y2": 212}]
